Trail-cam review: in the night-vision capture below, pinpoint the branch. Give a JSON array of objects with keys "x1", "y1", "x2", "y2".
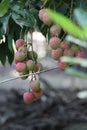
[{"x1": 0, "y1": 66, "x2": 58, "y2": 85}]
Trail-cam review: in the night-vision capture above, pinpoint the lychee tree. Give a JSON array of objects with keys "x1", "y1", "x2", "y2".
[{"x1": 0, "y1": 0, "x2": 87, "y2": 104}]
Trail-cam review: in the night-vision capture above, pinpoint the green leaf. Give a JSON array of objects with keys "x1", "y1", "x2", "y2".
[
  {"x1": 65, "y1": 68, "x2": 87, "y2": 79},
  {"x1": 65, "y1": 35, "x2": 87, "y2": 48},
  {"x1": 74, "y1": 8, "x2": 87, "y2": 28},
  {"x1": 0, "y1": 43, "x2": 7, "y2": 65},
  {"x1": 61, "y1": 56, "x2": 87, "y2": 67},
  {"x1": 0, "y1": 0, "x2": 10, "y2": 17},
  {"x1": 7, "y1": 49, "x2": 14, "y2": 64},
  {"x1": 47, "y1": 9, "x2": 85, "y2": 40},
  {"x1": 2, "y1": 14, "x2": 10, "y2": 33},
  {"x1": 7, "y1": 30, "x2": 14, "y2": 54}
]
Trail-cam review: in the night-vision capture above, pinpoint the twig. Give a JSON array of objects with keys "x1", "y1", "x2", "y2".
[{"x1": 0, "y1": 66, "x2": 58, "y2": 85}]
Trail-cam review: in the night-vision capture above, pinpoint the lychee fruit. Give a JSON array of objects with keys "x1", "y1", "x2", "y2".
[
  {"x1": 30, "y1": 80, "x2": 40, "y2": 92},
  {"x1": 28, "y1": 51, "x2": 38, "y2": 61},
  {"x1": 23, "y1": 92, "x2": 34, "y2": 104},
  {"x1": 50, "y1": 24, "x2": 61, "y2": 37},
  {"x1": 19, "y1": 71, "x2": 29, "y2": 80},
  {"x1": 58, "y1": 61, "x2": 68, "y2": 71},
  {"x1": 75, "y1": 51, "x2": 85, "y2": 58},
  {"x1": 38, "y1": 8, "x2": 45, "y2": 21},
  {"x1": 26, "y1": 60, "x2": 35, "y2": 71},
  {"x1": 16, "y1": 62, "x2": 27, "y2": 72},
  {"x1": 49, "y1": 37, "x2": 61, "y2": 49},
  {"x1": 14, "y1": 51, "x2": 27, "y2": 62},
  {"x1": 33, "y1": 89, "x2": 43, "y2": 100},
  {"x1": 34, "y1": 62, "x2": 43, "y2": 72},
  {"x1": 15, "y1": 39, "x2": 24, "y2": 50},
  {"x1": 52, "y1": 48, "x2": 63, "y2": 60},
  {"x1": 42, "y1": 11, "x2": 52, "y2": 26},
  {"x1": 61, "y1": 41, "x2": 70, "y2": 50},
  {"x1": 63, "y1": 49, "x2": 74, "y2": 57}
]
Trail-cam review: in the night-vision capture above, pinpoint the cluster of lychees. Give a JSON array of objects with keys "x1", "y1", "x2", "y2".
[
  {"x1": 14, "y1": 39, "x2": 43, "y2": 104},
  {"x1": 38, "y1": 8, "x2": 85, "y2": 70}
]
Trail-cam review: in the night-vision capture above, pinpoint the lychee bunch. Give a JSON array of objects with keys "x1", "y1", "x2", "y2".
[
  {"x1": 48, "y1": 25, "x2": 85, "y2": 70},
  {"x1": 14, "y1": 39, "x2": 43, "y2": 80},
  {"x1": 23, "y1": 79, "x2": 42, "y2": 104},
  {"x1": 14, "y1": 38, "x2": 43, "y2": 104}
]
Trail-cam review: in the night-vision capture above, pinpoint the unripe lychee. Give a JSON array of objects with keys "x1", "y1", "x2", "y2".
[
  {"x1": 42, "y1": 12, "x2": 52, "y2": 26},
  {"x1": 38, "y1": 8, "x2": 45, "y2": 21},
  {"x1": 15, "y1": 51, "x2": 27, "y2": 62},
  {"x1": 52, "y1": 48, "x2": 63, "y2": 60},
  {"x1": 75, "y1": 51, "x2": 85, "y2": 58},
  {"x1": 30, "y1": 80, "x2": 40, "y2": 92},
  {"x1": 28, "y1": 51, "x2": 38, "y2": 61},
  {"x1": 34, "y1": 63, "x2": 43, "y2": 72},
  {"x1": 63, "y1": 49, "x2": 74, "y2": 57},
  {"x1": 50, "y1": 24, "x2": 61, "y2": 37},
  {"x1": 49, "y1": 37, "x2": 61, "y2": 49},
  {"x1": 58, "y1": 61, "x2": 68, "y2": 71},
  {"x1": 61, "y1": 41, "x2": 70, "y2": 50},
  {"x1": 15, "y1": 39, "x2": 24, "y2": 50},
  {"x1": 71, "y1": 45, "x2": 80, "y2": 53},
  {"x1": 33, "y1": 89, "x2": 43, "y2": 100},
  {"x1": 16, "y1": 62, "x2": 27, "y2": 72},
  {"x1": 19, "y1": 71, "x2": 29, "y2": 80},
  {"x1": 26, "y1": 60, "x2": 35, "y2": 71},
  {"x1": 18, "y1": 46, "x2": 27, "y2": 53},
  {"x1": 23, "y1": 92, "x2": 34, "y2": 104}
]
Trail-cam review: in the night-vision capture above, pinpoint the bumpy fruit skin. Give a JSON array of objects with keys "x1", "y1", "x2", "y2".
[
  {"x1": 33, "y1": 89, "x2": 43, "y2": 100},
  {"x1": 26, "y1": 60, "x2": 35, "y2": 71},
  {"x1": 34, "y1": 63, "x2": 43, "y2": 72},
  {"x1": 23, "y1": 92, "x2": 34, "y2": 104},
  {"x1": 28, "y1": 51, "x2": 38, "y2": 61},
  {"x1": 58, "y1": 61, "x2": 68, "y2": 71},
  {"x1": 50, "y1": 24, "x2": 61, "y2": 37},
  {"x1": 15, "y1": 51, "x2": 27, "y2": 62},
  {"x1": 38, "y1": 9, "x2": 45, "y2": 21},
  {"x1": 49, "y1": 37, "x2": 61, "y2": 49},
  {"x1": 16, "y1": 62, "x2": 27, "y2": 72},
  {"x1": 75, "y1": 51, "x2": 85, "y2": 58},
  {"x1": 42, "y1": 12, "x2": 52, "y2": 26},
  {"x1": 52, "y1": 48, "x2": 63, "y2": 60},
  {"x1": 15, "y1": 39, "x2": 24, "y2": 50},
  {"x1": 30, "y1": 80, "x2": 40, "y2": 92},
  {"x1": 61, "y1": 41, "x2": 70, "y2": 50},
  {"x1": 63, "y1": 49, "x2": 74, "y2": 57}
]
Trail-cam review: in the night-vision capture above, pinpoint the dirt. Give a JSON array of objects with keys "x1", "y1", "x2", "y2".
[{"x1": 0, "y1": 86, "x2": 87, "y2": 130}]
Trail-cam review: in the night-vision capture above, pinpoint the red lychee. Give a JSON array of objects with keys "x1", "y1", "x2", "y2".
[
  {"x1": 23, "y1": 92, "x2": 34, "y2": 104},
  {"x1": 61, "y1": 41, "x2": 70, "y2": 50},
  {"x1": 52, "y1": 48, "x2": 63, "y2": 60},
  {"x1": 15, "y1": 39, "x2": 24, "y2": 50},
  {"x1": 58, "y1": 61, "x2": 68, "y2": 71},
  {"x1": 42, "y1": 12, "x2": 52, "y2": 26},
  {"x1": 50, "y1": 24, "x2": 61, "y2": 37},
  {"x1": 63, "y1": 49, "x2": 74, "y2": 57},
  {"x1": 14, "y1": 51, "x2": 27, "y2": 62},
  {"x1": 16, "y1": 62, "x2": 27, "y2": 72},
  {"x1": 75, "y1": 51, "x2": 85, "y2": 58},
  {"x1": 38, "y1": 8, "x2": 45, "y2": 21},
  {"x1": 49, "y1": 37, "x2": 61, "y2": 49},
  {"x1": 30, "y1": 80, "x2": 40, "y2": 92}
]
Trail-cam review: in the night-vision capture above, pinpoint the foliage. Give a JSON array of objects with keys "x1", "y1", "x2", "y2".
[{"x1": 0, "y1": 0, "x2": 83, "y2": 65}]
